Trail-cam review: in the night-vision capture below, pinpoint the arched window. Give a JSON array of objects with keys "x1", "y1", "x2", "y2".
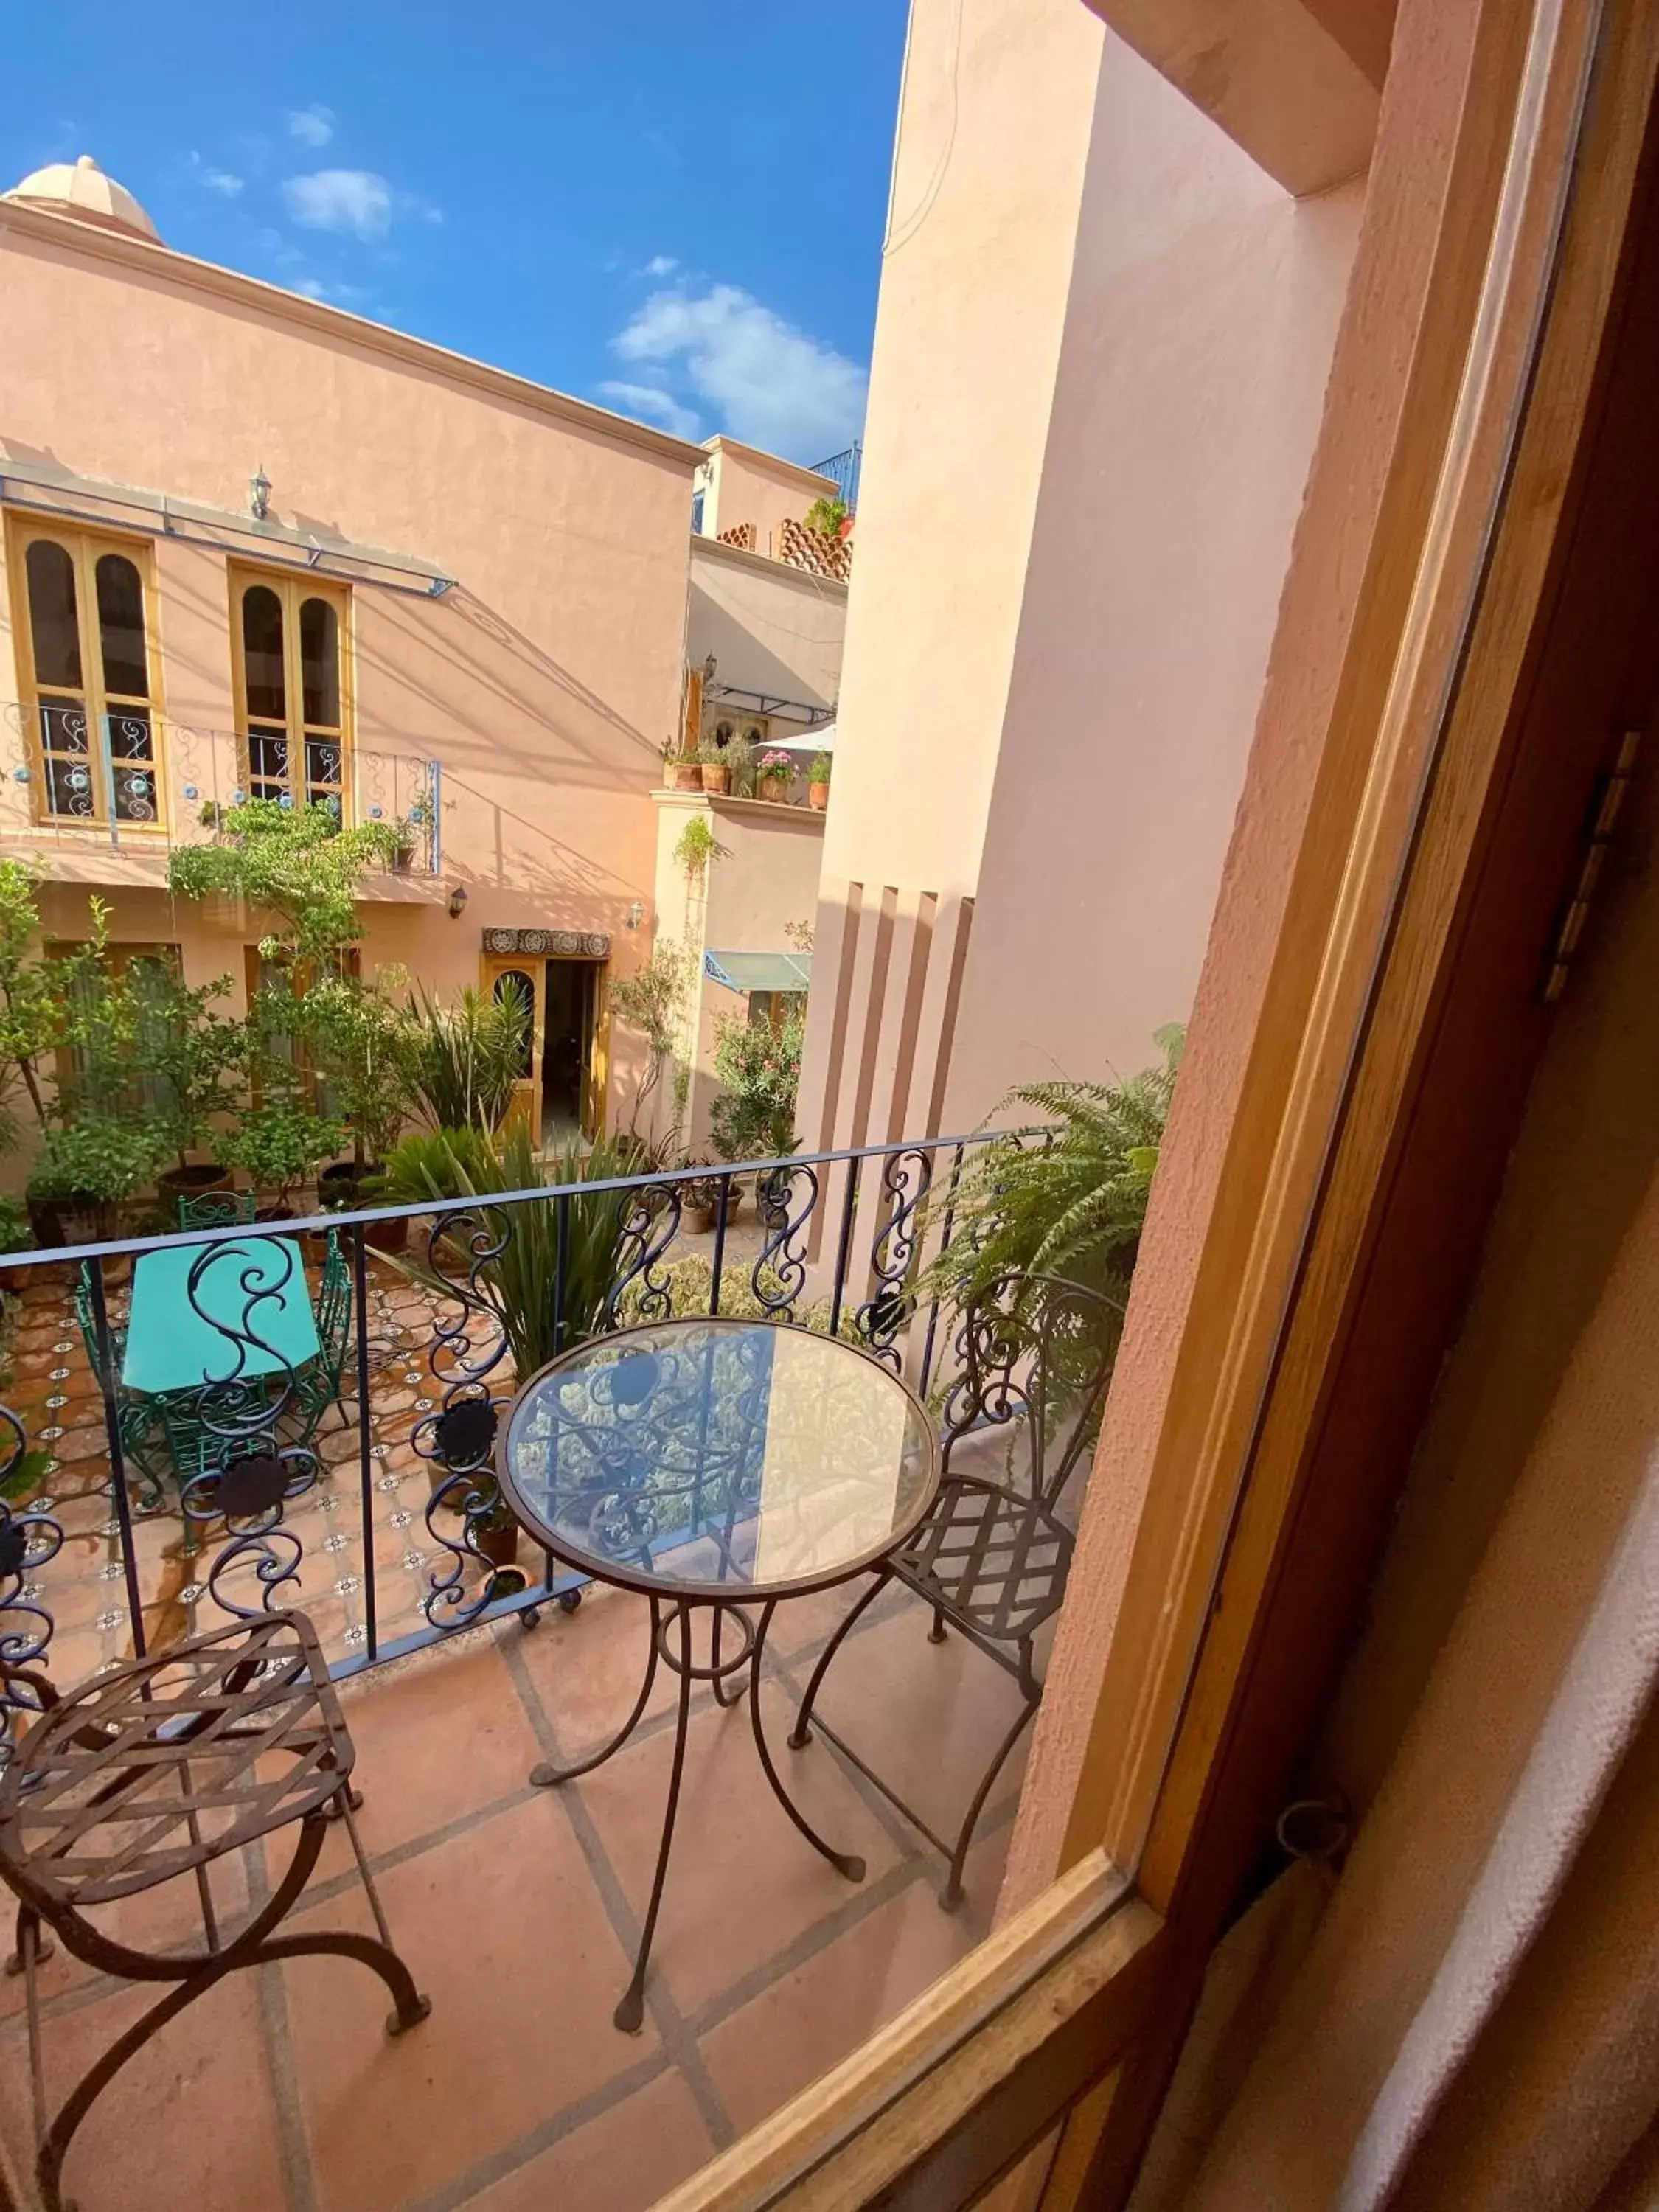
[
  {"x1": 231, "y1": 569, "x2": 350, "y2": 815},
  {"x1": 13, "y1": 526, "x2": 159, "y2": 826}
]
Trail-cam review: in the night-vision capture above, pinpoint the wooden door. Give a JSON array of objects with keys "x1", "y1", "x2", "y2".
[{"x1": 481, "y1": 958, "x2": 542, "y2": 1147}]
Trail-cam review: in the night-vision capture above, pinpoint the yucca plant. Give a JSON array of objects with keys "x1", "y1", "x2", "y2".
[
  {"x1": 402, "y1": 981, "x2": 531, "y2": 1133},
  {"x1": 384, "y1": 1121, "x2": 633, "y2": 1374},
  {"x1": 920, "y1": 1025, "x2": 1183, "y2": 1319}
]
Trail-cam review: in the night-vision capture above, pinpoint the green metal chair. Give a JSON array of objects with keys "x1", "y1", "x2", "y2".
[
  {"x1": 72, "y1": 1266, "x2": 171, "y2": 1513},
  {"x1": 176, "y1": 1189, "x2": 257, "y2": 1232},
  {"x1": 152, "y1": 1233, "x2": 354, "y2": 1489}
]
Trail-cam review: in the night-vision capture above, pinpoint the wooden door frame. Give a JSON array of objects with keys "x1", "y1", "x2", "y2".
[
  {"x1": 479, "y1": 953, "x2": 546, "y2": 1147},
  {"x1": 651, "y1": 0, "x2": 1659, "y2": 2205}
]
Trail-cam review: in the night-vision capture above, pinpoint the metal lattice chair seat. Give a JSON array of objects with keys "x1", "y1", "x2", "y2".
[
  {"x1": 2, "y1": 1616, "x2": 350, "y2": 1907},
  {"x1": 894, "y1": 1475, "x2": 1074, "y2": 1643}
]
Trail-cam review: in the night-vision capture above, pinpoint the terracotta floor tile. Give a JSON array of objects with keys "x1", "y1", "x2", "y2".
[
  {"x1": 698, "y1": 1826, "x2": 1011, "y2": 2135},
  {"x1": 796, "y1": 1600, "x2": 1034, "y2": 1848},
  {"x1": 579, "y1": 1672, "x2": 902, "y2": 2018},
  {"x1": 282, "y1": 1632, "x2": 539, "y2": 1885},
  {"x1": 459, "y1": 2065, "x2": 717, "y2": 2212},
  {"x1": 513, "y1": 1583, "x2": 683, "y2": 1758},
  {"x1": 0, "y1": 1955, "x2": 288, "y2": 2212},
  {"x1": 284, "y1": 1792, "x2": 650, "y2": 2212}
]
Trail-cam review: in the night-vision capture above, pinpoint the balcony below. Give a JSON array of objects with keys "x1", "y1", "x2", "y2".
[{"x1": 0, "y1": 703, "x2": 442, "y2": 891}]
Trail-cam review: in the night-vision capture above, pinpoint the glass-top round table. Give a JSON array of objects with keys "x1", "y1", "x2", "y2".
[{"x1": 499, "y1": 1317, "x2": 941, "y2": 2031}]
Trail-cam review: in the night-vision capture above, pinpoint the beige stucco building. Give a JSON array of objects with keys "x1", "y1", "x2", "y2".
[
  {"x1": 797, "y1": 0, "x2": 1368, "y2": 1157},
  {"x1": 0, "y1": 158, "x2": 846, "y2": 1158}
]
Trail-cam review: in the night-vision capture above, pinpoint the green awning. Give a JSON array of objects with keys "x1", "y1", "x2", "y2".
[{"x1": 703, "y1": 949, "x2": 813, "y2": 993}]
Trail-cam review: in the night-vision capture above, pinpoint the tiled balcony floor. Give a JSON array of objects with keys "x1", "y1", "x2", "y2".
[{"x1": 0, "y1": 1571, "x2": 1030, "y2": 2212}]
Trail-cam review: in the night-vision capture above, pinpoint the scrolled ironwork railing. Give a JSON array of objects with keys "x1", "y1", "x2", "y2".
[
  {"x1": 0, "y1": 703, "x2": 441, "y2": 869},
  {"x1": 0, "y1": 1127, "x2": 1052, "y2": 1753}
]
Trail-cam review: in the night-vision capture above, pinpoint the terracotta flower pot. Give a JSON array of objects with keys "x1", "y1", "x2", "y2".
[
  {"x1": 157, "y1": 1164, "x2": 234, "y2": 1213},
  {"x1": 476, "y1": 1519, "x2": 520, "y2": 1570},
  {"x1": 809, "y1": 782, "x2": 830, "y2": 811},
  {"x1": 760, "y1": 781, "x2": 790, "y2": 804},
  {"x1": 700, "y1": 763, "x2": 730, "y2": 795},
  {"x1": 669, "y1": 761, "x2": 703, "y2": 792}
]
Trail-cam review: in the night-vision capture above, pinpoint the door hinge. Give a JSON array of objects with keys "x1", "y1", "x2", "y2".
[{"x1": 1540, "y1": 727, "x2": 1643, "y2": 1004}]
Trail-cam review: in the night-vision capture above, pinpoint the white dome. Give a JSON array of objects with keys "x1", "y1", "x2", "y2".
[{"x1": 4, "y1": 155, "x2": 159, "y2": 243}]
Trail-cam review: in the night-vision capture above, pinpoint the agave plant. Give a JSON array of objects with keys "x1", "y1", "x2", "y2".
[
  {"x1": 920, "y1": 1025, "x2": 1184, "y2": 1319},
  {"x1": 402, "y1": 982, "x2": 531, "y2": 1133},
  {"x1": 382, "y1": 1121, "x2": 633, "y2": 1374}
]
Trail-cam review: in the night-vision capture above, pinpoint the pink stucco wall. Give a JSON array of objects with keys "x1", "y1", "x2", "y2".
[
  {"x1": 943, "y1": 43, "x2": 1366, "y2": 1121},
  {"x1": 796, "y1": 0, "x2": 1364, "y2": 1172},
  {"x1": 699, "y1": 439, "x2": 838, "y2": 557},
  {"x1": 0, "y1": 203, "x2": 699, "y2": 1121}
]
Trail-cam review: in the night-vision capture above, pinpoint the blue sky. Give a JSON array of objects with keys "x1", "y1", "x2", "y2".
[{"x1": 4, "y1": 3, "x2": 910, "y2": 462}]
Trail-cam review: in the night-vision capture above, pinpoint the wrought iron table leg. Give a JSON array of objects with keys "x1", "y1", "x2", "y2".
[
  {"x1": 752, "y1": 1601, "x2": 866, "y2": 1882},
  {"x1": 787, "y1": 1570, "x2": 890, "y2": 1750},
  {"x1": 529, "y1": 1593, "x2": 663, "y2": 1787},
  {"x1": 615, "y1": 1600, "x2": 695, "y2": 2034}
]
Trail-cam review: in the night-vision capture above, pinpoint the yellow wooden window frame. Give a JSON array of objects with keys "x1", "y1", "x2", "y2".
[
  {"x1": 4, "y1": 515, "x2": 166, "y2": 832},
  {"x1": 226, "y1": 564, "x2": 354, "y2": 822}
]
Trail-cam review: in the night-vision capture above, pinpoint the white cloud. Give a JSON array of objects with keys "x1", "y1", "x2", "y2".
[
  {"x1": 613, "y1": 284, "x2": 866, "y2": 461},
  {"x1": 287, "y1": 105, "x2": 335, "y2": 148},
  {"x1": 642, "y1": 254, "x2": 678, "y2": 278},
  {"x1": 596, "y1": 380, "x2": 701, "y2": 440},
  {"x1": 189, "y1": 153, "x2": 244, "y2": 197},
  {"x1": 282, "y1": 168, "x2": 392, "y2": 242}
]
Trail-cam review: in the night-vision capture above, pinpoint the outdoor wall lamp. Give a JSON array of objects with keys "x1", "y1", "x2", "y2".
[
  {"x1": 447, "y1": 883, "x2": 469, "y2": 919},
  {"x1": 248, "y1": 465, "x2": 271, "y2": 520},
  {"x1": 625, "y1": 900, "x2": 645, "y2": 931}
]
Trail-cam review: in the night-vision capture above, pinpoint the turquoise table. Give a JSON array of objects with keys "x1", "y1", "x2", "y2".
[{"x1": 122, "y1": 1236, "x2": 321, "y2": 1397}]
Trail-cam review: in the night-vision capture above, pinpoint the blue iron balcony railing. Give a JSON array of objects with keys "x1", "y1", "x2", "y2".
[
  {"x1": 0, "y1": 703, "x2": 441, "y2": 872},
  {"x1": 809, "y1": 441, "x2": 862, "y2": 512},
  {"x1": 0, "y1": 1129, "x2": 1052, "y2": 1754}
]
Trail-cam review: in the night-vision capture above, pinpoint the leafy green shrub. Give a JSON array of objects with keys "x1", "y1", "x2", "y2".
[
  {"x1": 221, "y1": 1104, "x2": 345, "y2": 1211},
  {"x1": 402, "y1": 983, "x2": 530, "y2": 1133},
  {"x1": 169, "y1": 799, "x2": 400, "y2": 967},
  {"x1": 708, "y1": 1010, "x2": 803, "y2": 1164},
  {"x1": 920, "y1": 1026, "x2": 1183, "y2": 1319},
  {"x1": 673, "y1": 816, "x2": 726, "y2": 879},
  {"x1": 803, "y1": 494, "x2": 849, "y2": 538},
  {"x1": 29, "y1": 1116, "x2": 168, "y2": 1223}
]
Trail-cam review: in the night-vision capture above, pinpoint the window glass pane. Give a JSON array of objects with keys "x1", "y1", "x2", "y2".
[
  {"x1": 248, "y1": 728, "x2": 290, "y2": 802},
  {"x1": 25, "y1": 540, "x2": 82, "y2": 691},
  {"x1": 44, "y1": 755, "x2": 97, "y2": 820},
  {"x1": 126, "y1": 952, "x2": 181, "y2": 1113},
  {"x1": 299, "y1": 597, "x2": 340, "y2": 727},
  {"x1": 94, "y1": 554, "x2": 149, "y2": 698},
  {"x1": 242, "y1": 586, "x2": 286, "y2": 722}
]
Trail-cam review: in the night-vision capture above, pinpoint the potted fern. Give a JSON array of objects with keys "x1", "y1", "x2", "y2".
[{"x1": 919, "y1": 1026, "x2": 1183, "y2": 1329}]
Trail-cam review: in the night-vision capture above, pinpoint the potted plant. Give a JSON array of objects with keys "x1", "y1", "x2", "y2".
[
  {"x1": 29, "y1": 1115, "x2": 168, "y2": 1245},
  {"x1": 757, "y1": 751, "x2": 794, "y2": 804},
  {"x1": 698, "y1": 732, "x2": 732, "y2": 796},
  {"x1": 302, "y1": 973, "x2": 413, "y2": 1249},
  {"x1": 681, "y1": 1159, "x2": 718, "y2": 1234},
  {"x1": 708, "y1": 1008, "x2": 804, "y2": 1199},
  {"x1": 221, "y1": 1102, "x2": 345, "y2": 1220},
  {"x1": 667, "y1": 748, "x2": 704, "y2": 793},
  {"x1": 401, "y1": 981, "x2": 532, "y2": 1133},
  {"x1": 807, "y1": 753, "x2": 833, "y2": 812},
  {"x1": 125, "y1": 958, "x2": 244, "y2": 1214}
]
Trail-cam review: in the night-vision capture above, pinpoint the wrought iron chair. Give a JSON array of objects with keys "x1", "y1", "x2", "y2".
[
  {"x1": 0, "y1": 1613, "x2": 429, "y2": 2212},
  {"x1": 176, "y1": 1187, "x2": 257, "y2": 1231},
  {"x1": 72, "y1": 1266, "x2": 170, "y2": 1511},
  {"x1": 789, "y1": 1273, "x2": 1123, "y2": 1907}
]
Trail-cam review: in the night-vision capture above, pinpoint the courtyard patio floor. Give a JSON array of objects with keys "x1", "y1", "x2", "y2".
[{"x1": 0, "y1": 1574, "x2": 1028, "y2": 2212}]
